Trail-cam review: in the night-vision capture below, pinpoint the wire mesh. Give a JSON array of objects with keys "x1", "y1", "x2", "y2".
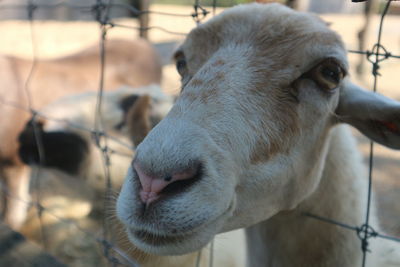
[
  {"x1": 304, "y1": 1, "x2": 400, "y2": 267},
  {"x1": 0, "y1": 0, "x2": 398, "y2": 267},
  {"x1": 0, "y1": 0, "x2": 216, "y2": 266}
]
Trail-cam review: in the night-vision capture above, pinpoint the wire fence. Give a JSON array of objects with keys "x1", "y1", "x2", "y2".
[
  {"x1": 0, "y1": 1, "x2": 215, "y2": 266},
  {"x1": 0, "y1": 0, "x2": 399, "y2": 267},
  {"x1": 304, "y1": 1, "x2": 400, "y2": 267}
]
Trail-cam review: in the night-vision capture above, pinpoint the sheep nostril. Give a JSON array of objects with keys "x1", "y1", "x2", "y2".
[
  {"x1": 134, "y1": 161, "x2": 203, "y2": 204},
  {"x1": 159, "y1": 165, "x2": 202, "y2": 196}
]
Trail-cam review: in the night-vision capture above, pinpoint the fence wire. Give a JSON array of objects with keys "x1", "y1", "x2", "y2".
[
  {"x1": 0, "y1": 0, "x2": 399, "y2": 267},
  {"x1": 25, "y1": 0, "x2": 49, "y2": 251},
  {"x1": 0, "y1": 0, "x2": 210, "y2": 35},
  {"x1": 0, "y1": 0, "x2": 213, "y2": 266},
  {"x1": 304, "y1": 1, "x2": 400, "y2": 267}
]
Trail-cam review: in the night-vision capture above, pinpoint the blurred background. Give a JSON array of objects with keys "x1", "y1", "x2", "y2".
[{"x1": 0, "y1": 0, "x2": 398, "y2": 266}]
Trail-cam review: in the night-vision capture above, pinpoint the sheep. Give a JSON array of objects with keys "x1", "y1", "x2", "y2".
[
  {"x1": 18, "y1": 86, "x2": 245, "y2": 267},
  {"x1": 0, "y1": 39, "x2": 162, "y2": 229},
  {"x1": 116, "y1": 3, "x2": 400, "y2": 267},
  {"x1": 18, "y1": 85, "x2": 172, "y2": 198}
]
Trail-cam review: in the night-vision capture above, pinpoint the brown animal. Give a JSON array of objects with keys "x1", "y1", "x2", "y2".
[{"x1": 0, "y1": 39, "x2": 162, "y2": 229}]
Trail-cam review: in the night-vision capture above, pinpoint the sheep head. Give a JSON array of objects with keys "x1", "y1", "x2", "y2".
[{"x1": 117, "y1": 3, "x2": 400, "y2": 255}]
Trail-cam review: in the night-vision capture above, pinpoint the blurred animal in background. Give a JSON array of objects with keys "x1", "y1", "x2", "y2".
[
  {"x1": 18, "y1": 85, "x2": 170, "y2": 266},
  {"x1": 0, "y1": 39, "x2": 162, "y2": 229},
  {"x1": 17, "y1": 86, "x2": 244, "y2": 267},
  {"x1": 18, "y1": 85, "x2": 172, "y2": 200}
]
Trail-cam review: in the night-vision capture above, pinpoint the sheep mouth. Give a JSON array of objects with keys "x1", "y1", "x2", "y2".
[
  {"x1": 130, "y1": 229, "x2": 192, "y2": 246},
  {"x1": 126, "y1": 201, "x2": 235, "y2": 248}
]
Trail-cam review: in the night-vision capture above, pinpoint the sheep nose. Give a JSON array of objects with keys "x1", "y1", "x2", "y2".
[{"x1": 134, "y1": 161, "x2": 201, "y2": 204}]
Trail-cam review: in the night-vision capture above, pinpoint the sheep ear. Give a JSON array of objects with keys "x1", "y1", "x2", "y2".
[
  {"x1": 126, "y1": 94, "x2": 152, "y2": 146},
  {"x1": 336, "y1": 80, "x2": 400, "y2": 149}
]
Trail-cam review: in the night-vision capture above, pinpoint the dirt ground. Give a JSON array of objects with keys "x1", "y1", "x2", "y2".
[{"x1": 0, "y1": 2, "x2": 399, "y2": 243}]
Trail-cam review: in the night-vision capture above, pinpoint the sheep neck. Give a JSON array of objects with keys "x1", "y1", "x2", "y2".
[{"x1": 245, "y1": 126, "x2": 368, "y2": 267}]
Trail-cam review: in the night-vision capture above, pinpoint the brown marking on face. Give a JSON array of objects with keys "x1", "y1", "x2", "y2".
[
  {"x1": 249, "y1": 80, "x2": 300, "y2": 164},
  {"x1": 199, "y1": 87, "x2": 220, "y2": 104},
  {"x1": 249, "y1": 116, "x2": 298, "y2": 164},
  {"x1": 190, "y1": 79, "x2": 204, "y2": 87},
  {"x1": 215, "y1": 72, "x2": 225, "y2": 81},
  {"x1": 249, "y1": 123, "x2": 295, "y2": 164},
  {"x1": 196, "y1": 70, "x2": 227, "y2": 104},
  {"x1": 250, "y1": 140, "x2": 275, "y2": 164},
  {"x1": 182, "y1": 92, "x2": 198, "y2": 103},
  {"x1": 212, "y1": 59, "x2": 225, "y2": 67}
]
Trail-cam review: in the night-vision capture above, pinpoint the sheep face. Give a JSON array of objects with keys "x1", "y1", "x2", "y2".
[
  {"x1": 116, "y1": 3, "x2": 347, "y2": 255},
  {"x1": 117, "y1": 3, "x2": 400, "y2": 255}
]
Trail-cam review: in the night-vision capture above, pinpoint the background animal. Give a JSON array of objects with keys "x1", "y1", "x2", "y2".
[
  {"x1": 116, "y1": 3, "x2": 400, "y2": 266},
  {"x1": 0, "y1": 39, "x2": 162, "y2": 229},
  {"x1": 18, "y1": 86, "x2": 245, "y2": 267},
  {"x1": 18, "y1": 85, "x2": 172, "y2": 198}
]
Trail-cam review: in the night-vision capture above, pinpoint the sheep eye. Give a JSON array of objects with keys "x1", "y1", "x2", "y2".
[
  {"x1": 176, "y1": 59, "x2": 187, "y2": 76},
  {"x1": 319, "y1": 61, "x2": 343, "y2": 85},
  {"x1": 313, "y1": 59, "x2": 344, "y2": 91},
  {"x1": 298, "y1": 58, "x2": 345, "y2": 92},
  {"x1": 174, "y1": 50, "x2": 187, "y2": 77}
]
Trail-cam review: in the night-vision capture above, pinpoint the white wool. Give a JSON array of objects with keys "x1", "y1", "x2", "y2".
[{"x1": 117, "y1": 3, "x2": 400, "y2": 267}]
